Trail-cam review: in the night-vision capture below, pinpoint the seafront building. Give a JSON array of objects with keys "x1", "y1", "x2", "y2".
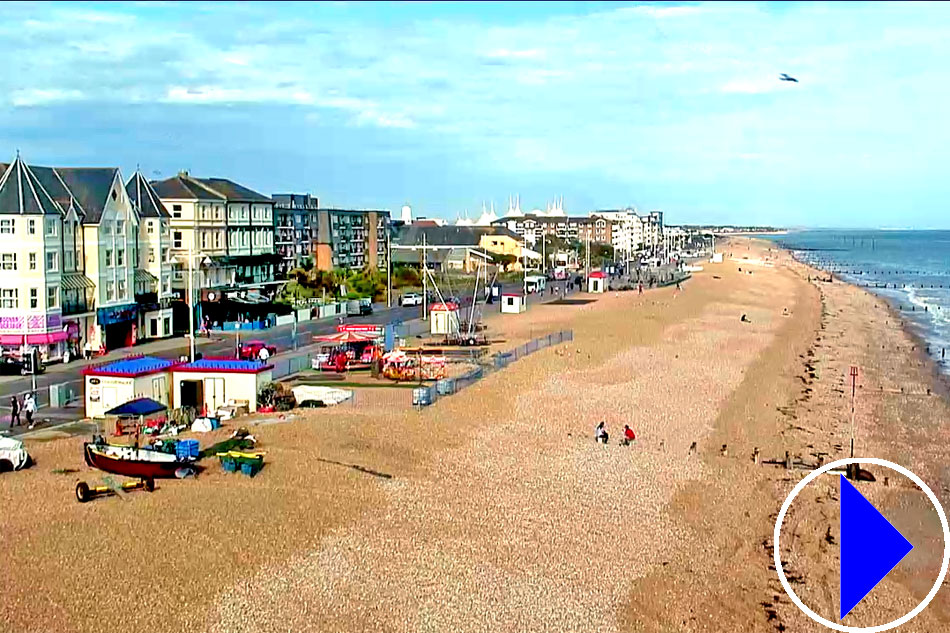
[
  {"x1": 272, "y1": 193, "x2": 319, "y2": 276},
  {"x1": 311, "y1": 208, "x2": 391, "y2": 272},
  {"x1": 0, "y1": 155, "x2": 175, "y2": 361},
  {"x1": 151, "y1": 171, "x2": 277, "y2": 326},
  {"x1": 392, "y1": 224, "x2": 539, "y2": 272}
]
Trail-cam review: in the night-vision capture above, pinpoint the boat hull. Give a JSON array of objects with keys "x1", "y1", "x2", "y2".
[{"x1": 83, "y1": 443, "x2": 186, "y2": 479}]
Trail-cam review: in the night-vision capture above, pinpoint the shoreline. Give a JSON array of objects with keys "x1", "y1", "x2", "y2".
[{"x1": 783, "y1": 244, "x2": 950, "y2": 400}]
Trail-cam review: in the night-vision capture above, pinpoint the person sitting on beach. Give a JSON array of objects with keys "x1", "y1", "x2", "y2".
[
  {"x1": 740, "y1": 314, "x2": 750, "y2": 323},
  {"x1": 595, "y1": 421, "x2": 608, "y2": 444},
  {"x1": 621, "y1": 425, "x2": 636, "y2": 446}
]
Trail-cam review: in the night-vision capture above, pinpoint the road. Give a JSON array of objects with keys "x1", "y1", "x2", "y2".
[{"x1": 0, "y1": 279, "x2": 580, "y2": 419}]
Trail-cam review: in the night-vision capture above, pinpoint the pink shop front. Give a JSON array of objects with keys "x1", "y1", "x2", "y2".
[{"x1": 0, "y1": 313, "x2": 69, "y2": 363}]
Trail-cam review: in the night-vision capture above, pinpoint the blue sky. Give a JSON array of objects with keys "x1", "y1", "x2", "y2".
[{"x1": 2, "y1": 1, "x2": 949, "y2": 228}]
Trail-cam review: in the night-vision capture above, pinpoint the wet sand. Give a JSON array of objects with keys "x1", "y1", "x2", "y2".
[{"x1": 2, "y1": 238, "x2": 949, "y2": 632}]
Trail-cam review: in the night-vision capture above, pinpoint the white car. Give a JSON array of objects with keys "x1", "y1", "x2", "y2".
[
  {"x1": 400, "y1": 293, "x2": 424, "y2": 307},
  {"x1": 0, "y1": 437, "x2": 31, "y2": 472}
]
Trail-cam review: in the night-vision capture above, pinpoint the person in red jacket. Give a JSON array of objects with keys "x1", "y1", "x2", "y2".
[{"x1": 622, "y1": 424, "x2": 636, "y2": 446}]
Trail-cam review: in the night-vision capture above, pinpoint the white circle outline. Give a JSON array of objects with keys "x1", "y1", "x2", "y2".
[{"x1": 773, "y1": 457, "x2": 950, "y2": 632}]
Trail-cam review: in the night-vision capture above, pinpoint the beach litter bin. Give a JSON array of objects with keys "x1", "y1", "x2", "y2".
[
  {"x1": 176, "y1": 439, "x2": 200, "y2": 460},
  {"x1": 412, "y1": 387, "x2": 433, "y2": 407},
  {"x1": 436, "y1": 379, "x2": 456, "y2": 396}
]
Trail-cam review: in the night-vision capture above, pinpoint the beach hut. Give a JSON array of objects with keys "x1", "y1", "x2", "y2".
[
  {"x1": 171, "y1": 358, "x2": 273, "y2": 414},
  {"x1": 588, "y1": 271, "x2": 607, "y2": 293},
  {"x1": 501, "y1": 293, "x2": 526, "y2": 314},
  {"x1": 430, "y1": 302, "x2": 460, "y2": 335},
  {"x1": 82, "y1": 356, "x2": 176, "y2": 418}
]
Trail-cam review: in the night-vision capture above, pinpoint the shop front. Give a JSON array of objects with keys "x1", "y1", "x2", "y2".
[
  {"x1": 97, "y1": 304, "x2": 139, "y2": 352},
  {"x1": 0, "y1": 314, "x2": 69, "y2": 363}
]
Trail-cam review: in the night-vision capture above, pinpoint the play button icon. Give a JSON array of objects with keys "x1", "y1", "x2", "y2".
[
  {"x1": 839, "y1": 475, "x2": 913, "y2": 620},
  {"x1": 775, "y1": 458, "x2": 950, "y2": 632}
]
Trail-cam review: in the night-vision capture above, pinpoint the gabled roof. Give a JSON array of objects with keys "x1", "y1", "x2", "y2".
[
  {"x1": 192, "y1": 177, "x2": 270, "y2": 202},
  {"x1": 0, "y1": 155, "x2": 63, "y2": 216},
  {"x1": 126, "y1": 171, "x2": 171, "y2": 219},
  {"x1": 150, "y1": 174, "x2": 225, "y2": 200},
  {"x1": 53, "y1": 167, "x2": 120, "y2": 224}
]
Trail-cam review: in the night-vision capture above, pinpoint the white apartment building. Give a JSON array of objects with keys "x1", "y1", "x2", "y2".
[
  {"x1": 126, "y1": 171, "x2": 175, "y2": 340},
  {"x1": 0, "y1": 157, "x2": 66, "y2": 361},
  {"x1": 593, "y1": 209, "x2": 645, "y2": 260},
  {"x1": 0, "y1": 155, "x2": 176, "y2": 363},
  {"x1": 152, "y1": 172, "x2": 275, "y2": 326}
]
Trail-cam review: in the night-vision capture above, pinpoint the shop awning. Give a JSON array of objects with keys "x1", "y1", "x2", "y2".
[
  {"x1": 0, "y1": 334, "x2": 23, "y2": 345},
  {"x1": 61, "y1": 272, "x2": 96, "y2": 291},
  {"x1": 26, "y1": 332, "x2": 68, "y2": 344},
  {"x1": 134, "y1": 269, "x2": 158, "y2": 284}
]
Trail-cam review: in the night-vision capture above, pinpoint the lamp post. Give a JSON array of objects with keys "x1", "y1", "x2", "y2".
[{"x1": 187, "y1": 242, "x2": 195, "y2": 362}]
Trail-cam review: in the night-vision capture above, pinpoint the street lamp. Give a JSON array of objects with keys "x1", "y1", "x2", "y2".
[{"x1": 186, "y1": 245, "x2": 212, "y2": 363}]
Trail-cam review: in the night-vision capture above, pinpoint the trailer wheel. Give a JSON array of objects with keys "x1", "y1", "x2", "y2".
[
  {"x1": 0, "y1": 459, "x2": 13, "y2": 473},
  {"x1": 144, "y1": 477, "x2": 155, "y2": 492},
  {"x1": 75, "y1": 481, "x2": 91, "y2": 503}
]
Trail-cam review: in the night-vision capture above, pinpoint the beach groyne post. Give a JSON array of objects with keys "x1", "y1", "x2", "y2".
[
  {"x1": 752, "y1": 447, "x2": 760, "y2": 465},
  {"x1": 849, "y1": 366, "x2": 859, "y2": 459}
]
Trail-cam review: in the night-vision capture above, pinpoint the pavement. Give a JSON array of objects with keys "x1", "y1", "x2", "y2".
[{"x1": 0, "y1": 279, "x2": 586, "y2": 438}]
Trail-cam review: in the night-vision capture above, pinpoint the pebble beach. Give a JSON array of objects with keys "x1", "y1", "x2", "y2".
[{"x1": 3, "y1": 238, "x2": 950, "y2": 632}]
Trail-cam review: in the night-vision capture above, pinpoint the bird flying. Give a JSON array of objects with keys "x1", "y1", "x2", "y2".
[{"x1": 779, "y1": 73, "x2": 799, "y2": 83}]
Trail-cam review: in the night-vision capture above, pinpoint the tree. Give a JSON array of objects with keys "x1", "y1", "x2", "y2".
[{"x1": 491, "y1": 253, "x2": 517, "y2": 271}]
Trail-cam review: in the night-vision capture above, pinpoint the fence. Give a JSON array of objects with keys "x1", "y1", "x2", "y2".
[{"x1": 414, "y1": 329, "x2": 573, "y2": 408}]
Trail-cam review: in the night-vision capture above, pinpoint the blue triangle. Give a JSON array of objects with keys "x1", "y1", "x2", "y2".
[{"x1": 840, "y1": 475, "x2": 913, "y2": 620}]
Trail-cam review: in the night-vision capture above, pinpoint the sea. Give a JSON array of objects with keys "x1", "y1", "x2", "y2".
[{"x1": 766, "y1": 230, "x2": 950, "y2": 369}]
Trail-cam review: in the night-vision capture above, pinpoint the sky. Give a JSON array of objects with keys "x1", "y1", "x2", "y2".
[{"x1": 1, "y1": 1, "x2": 949, "y2": 228}]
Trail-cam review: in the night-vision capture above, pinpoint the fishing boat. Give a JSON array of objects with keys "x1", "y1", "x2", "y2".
[{"x1": 83, "y1": 442, "x2": 188, "y2": 480}]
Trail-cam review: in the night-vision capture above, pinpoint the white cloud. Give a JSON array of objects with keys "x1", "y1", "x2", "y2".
[
  {"x1": 12, "y1": 89, "x2": 85, "y2": 107},
  {"x1": 484, "y1": 48, "x2": 544, "y2": 60}
]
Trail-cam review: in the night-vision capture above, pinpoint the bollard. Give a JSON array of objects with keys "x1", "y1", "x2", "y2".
[{"x1": 785, "y1": 451, "x2": 792, "y2": 470}]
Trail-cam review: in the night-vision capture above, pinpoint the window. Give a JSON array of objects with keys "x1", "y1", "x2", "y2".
[
  {"x1": 117, "y1": 249, "x2": 124, "y2": 266},
  {"x1": 1, "y1": 289, "x2": 17, "y2": 308},
  {"x1": 163, "y1": 277, "x2": 171, "y2": 295},
  {"x1": 213, "y1": 206, "x2": 222, "y2": 220},
  {"x1": 64, "y1": 251, "x2": 73, "y2": 271},
  {"x1": 29, "y1": 253, "x2": 36, "y2": 271},
  {"x1": 162, "y1": 248, "x2": 170, "y2": 263},
  {"x1": 214, "y1": 232, "x2": 221, "y2": 248},
  {"x1": 117, "y1": 280, "x2": 126, "y2": 299},
  {"x1": 172, "y1": 204, "x2": 182, "y2": 218},
  {"x1": 147, "y1": 220, "x2": 154, "y2": 234},
  {"x1": 116, "y1": 220, "x2": 125, "y2": 235},
  {"x1": 148, "y1": 249, "x2": 156, "y2": 264},
  {"x1": 105, "y1": 249, "x2": 113, "y2": 266},
  {"x1": 46, "y1": 286, "x2": 58, "y2": 309},
  {"x1": 28, "y1": 219, "x2": 36, "y2": 235},
  {"x1": 106, "y1": 281, "x2": 115, "y2": 302},
  {"x1": 163, "y1": 317, "x2": 171, "y2": 334},
  {"x1": 44, "y1": 219, "x2": 57, "y2": 237},
  {"x1": 30, "y1": 288, "x2": 37, "y2": 309},
  {"x1": 103, "y1": 223, "x2": 111, "y2": 235},
  {"x1": 161, "y1": 221, "x2": 169, "y2": 236},
  {"x1": 45, "y1": 252, "x2": 58, "y2": 272},
  {"x1": 1, "y1": 254, "x2": 16, "y2": 271},
  {"x1": 201, "y1": 231, "x2": 208, "y2": 249},
  {"x1": 173, "y1": 231, "x2": 182, "y2": 248},
  {"x1": 0, "y1": 219, "x2": 13, "y2": 234},
  {"x1": 200, "y1": 205, "x2": 208, "y2": 220}
]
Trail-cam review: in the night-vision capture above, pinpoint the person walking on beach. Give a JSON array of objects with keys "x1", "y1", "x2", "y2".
[
  {"x1": 621, "y1": 424, "x2": 636, "y2": 446},
  {"x1": 638, "y1": 282, "x2": 643, "y2": 295},
  {"x1": 9, "y1": 395, "x2": 21, "y2": 428},
  {"x1": 595, "y1": 421, "x2": 608, "y2": 444}
]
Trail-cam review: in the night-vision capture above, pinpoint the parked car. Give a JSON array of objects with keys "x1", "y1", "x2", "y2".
[
  {"x1": 359, "y1": 297, "x2": 374, "y2": 315},
  {"x1": 239, "y1": 340, "x2": 277, "y2": 361},
  {"x1": 400, "y1": 292, "x2": 423, "y2": 307}
]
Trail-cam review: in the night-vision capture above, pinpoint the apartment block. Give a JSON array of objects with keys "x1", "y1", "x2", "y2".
[
  {"x1": 272, "y1": 193, "x2": 318, "y2": 276},
  {"x1": 0, "y1": 155, "x2": 175, "y2": 362},
  {"x1": 313, "y1": 208, "x2": 391, "y2": 272}
]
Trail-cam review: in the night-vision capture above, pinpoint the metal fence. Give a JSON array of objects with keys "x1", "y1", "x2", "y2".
[{"x1": 414, "y1": 329, "x2": 573, "y2": 408}]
